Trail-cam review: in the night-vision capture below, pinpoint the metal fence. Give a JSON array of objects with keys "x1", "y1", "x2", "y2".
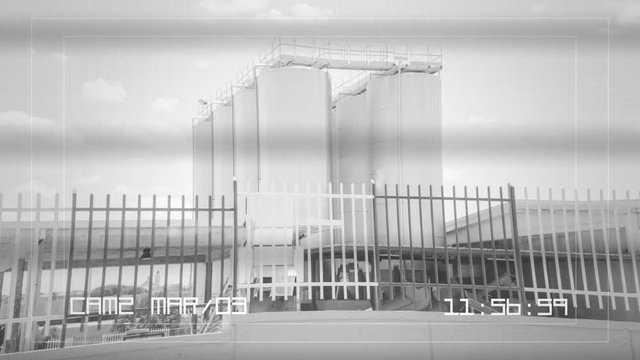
[{"x1": 1, "y1": 183, "x2": 640, "y2": 353}]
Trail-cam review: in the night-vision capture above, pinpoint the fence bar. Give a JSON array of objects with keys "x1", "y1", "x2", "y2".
[
  {"x1": 575, "y1": 190, "x2": 591, "y2": 309},
  {"x1": 60, "y1": 193, "x2": 76, "y2": 348},
  {"x1": 486, "y1": 188, "x2": 501, "y2": 297},
  {"x1": 148, "y1": 195, "x2": 157, "y2": 320},
  {"x1": 329, "y1": 183, "x2": 336, "y2": 300},
  {"x1": 179, "y1": 195, "x2": 186, "y2": 298},
  {"x1": 220, "y1": 196, "x2": 226, "y2": 296},
  {"x1": 306, "y1": 184, "x2": 312, "y2": 300},
  {"x1": 192, "y1": 196, "x2": 198, "y2": 298},
  {"x1": 351, "y1": 183, "x2": 359, "y2": 300},
  {"x1": 535, "y1": 188, "x2": 551, "y2": 300},
  {"x1": 5, "y1": 194, "x2": 22, "y2": 346},
  {"x1": 499, "y1": 187, "x2": 514, "y2": 301},
  {"x1": 508, "y1": 185, "x2": 527, "y2": 306},
  {"x1": 115, "y1": 195, "x2": 126, "y2": 322},
  {"x1": 406, "y1": 185, "x2": 416, "y2": 301},
  {"x1": 395, "y1": 185, "x2": 405, "y2": 298},
  {"x1": 420, "y1": 186, "x2": 432, "y2": 301},
  {"x1": 384, "y1": 184, "x2": 392, "y2": 300},
  {"x1": 79, "y1": 194, "x2": 94, "y2": 332},
  {"x1": 340, "y1": 183, "x2": 348, "y2": 299},
  {"x1": 132, "y1": 195, "x2": 142, "y2": 312},
  {"x1": 599, "y1": 190, "x2": 616, "y2": 310},
  {"x1": 464, "y1": 186, "x2": 477, "y2": 300},
  {"x1": 371, "y1": 181, "x2": 381, "y2": 310},
  {"x1": 45, "y1": 193, "x2": 60, "y2": 335},
  {"x1": 232, "y1": 180, "x2": 238, "y2": 299},
  {"x1": 586, "y1": 190, "x2": 603, "y2": 308},
  {"x1": 548, "y1": 189, "x2": 563, "y2": 297},
  {"x1": 164, "y1": 195, "x2": 171, "y2": 298},
  {"x1": 97, "y1": 194, "x2": 110, "y2": 330},
  {"x1": 317, "y1": 183, "x2": 324, "y2": 300},
  {"x1": 475, "y1": 187, "x2": 488, "y2": 299},
  {"x1": 361, "y1": 183, "x2": 370, "y2": 300},
  {"x1": 441, "y1": 186, "x2": 452, "y2": 297},
  {"x1": 560, "y1": 189, "x2": 577, "y2": 304},
  {"x1": 624, "y1": 191, "x2": 640, "y2": 310},
  {"x1": 451, "y1": 186, "x2": 464, "y2": 295},
  {"x1": 611, "y1": 190, "x2": 630, "y2": 311}
]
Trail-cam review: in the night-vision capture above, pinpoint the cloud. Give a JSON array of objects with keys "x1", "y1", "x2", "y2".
[
  {"x1": 467, "y1": 115, "x2": 497, "y2": 125},
  {"x1": 289, "y1": 3, "x2": 332, "y2": 17},
  {"x1": 195, "y1": 60, "x2": 211, "y2": 69},
  {"x1": 82, "y1": 78, "x2": 127, "y2": 103},
  {"x1": 612, "y1": 1, "x2": 640, "y2": 26},
  {"x1": 199, "y1": 0, "x2": 270, "y2": 15},
  {"x1": 259, "y1": 8, "x2": 285, "y2": 18},
  {"x1": 0, "y1": 111, "x2": 82, "y2": 152},
  {"x1": 151, "y1": 98, "x2": 181, "y2": 113}
]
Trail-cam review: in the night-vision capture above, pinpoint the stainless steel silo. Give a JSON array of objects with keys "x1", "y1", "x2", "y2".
[
  {"x1": 212, "y1": 104, "x2": 234, "y2": 200},
  {"x1": 368, "y1": 72, "x2": 445, "y2": 246},
  {"x1": 233, "y1": 88, "x2": 258, "y2": 193},
  {"x1": 193, "y1": 118, "x2": 213, "y2": 199}
]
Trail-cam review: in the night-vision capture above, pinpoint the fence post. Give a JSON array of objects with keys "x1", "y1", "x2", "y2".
[
  {"x1": 60, "y1": 192, "x2": 77, "y2": 348},
  {"x1": 232, "y1": 179, "x2": 239, "y2": 298},
  {"x1": 508, "y1": 185, "x2": 527, "y2": 306},
  {"x1": 371, "y1": 181, "x2": 381, "y2": 310}
]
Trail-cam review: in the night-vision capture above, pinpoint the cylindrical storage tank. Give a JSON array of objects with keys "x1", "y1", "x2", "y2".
[
  {"x1": 233, "y1": 87, "x2": 258, "y2": 193},
  {"x1": 255, "y1": 67, "x2": 332, "y2": 230},
  {"x1": 213, "y1": 104, "x2": 234, "y2": 200},
  {"x1": 368, "y1": 72, "x2": 444, "y2": 246},
  {"x1": 193, "y1": 118, "x2": 213, "y2": 200},
  {"x1": 333, "y1": 94, "x2": 370, "y2": 246}
]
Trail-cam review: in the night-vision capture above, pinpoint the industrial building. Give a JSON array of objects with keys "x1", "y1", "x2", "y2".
[{"x1": 0, "y1": 38, "x2": 639, "y2": 355}]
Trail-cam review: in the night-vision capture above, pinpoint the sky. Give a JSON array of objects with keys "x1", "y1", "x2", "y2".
[{"x1": 0, "y1": 0, "x2": 639, "y2": 207}]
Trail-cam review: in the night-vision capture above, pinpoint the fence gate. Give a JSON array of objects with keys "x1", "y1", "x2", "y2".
[{"x1": 371, "y1": 183, "x2": 526, "y2": 313}]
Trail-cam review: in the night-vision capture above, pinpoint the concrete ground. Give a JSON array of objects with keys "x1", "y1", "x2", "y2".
[{"x1": 3, "y1": 311, "x2": 639, "y2": 360}]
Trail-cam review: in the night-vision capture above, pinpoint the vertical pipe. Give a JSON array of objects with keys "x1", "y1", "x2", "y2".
[
  {"x1": 60, "y1": 193, "x2": 77, "y2": 348},
  {"x1": 395, "y1": 185, "x2": 405, "y2": 298},
  {"x1": 508, "y1": 185, "x2": 527, "y2": 307}
]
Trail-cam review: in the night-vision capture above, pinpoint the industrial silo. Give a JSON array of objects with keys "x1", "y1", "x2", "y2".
[
  {"x1": 233, "y1": 88, "x2": 258, "y2": 193},
  {"x1": 212, "y1": 104, "x2": 234, "y2": 201},
  {"x1": 368, "y1": 72, "x2": 445, "y2": 246},
  {"x1": 193, "y1": 118, "x2": 213, "y2": 200},
  {"x1": 252, "y1": 67, "x2": 332, "y2": 235},
  {"x1": 332, "y1": 94, "x2": 370, "y2": 246},
  {"x1": 256, "y1": 67, "x2": 332, "y2": 189}
]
